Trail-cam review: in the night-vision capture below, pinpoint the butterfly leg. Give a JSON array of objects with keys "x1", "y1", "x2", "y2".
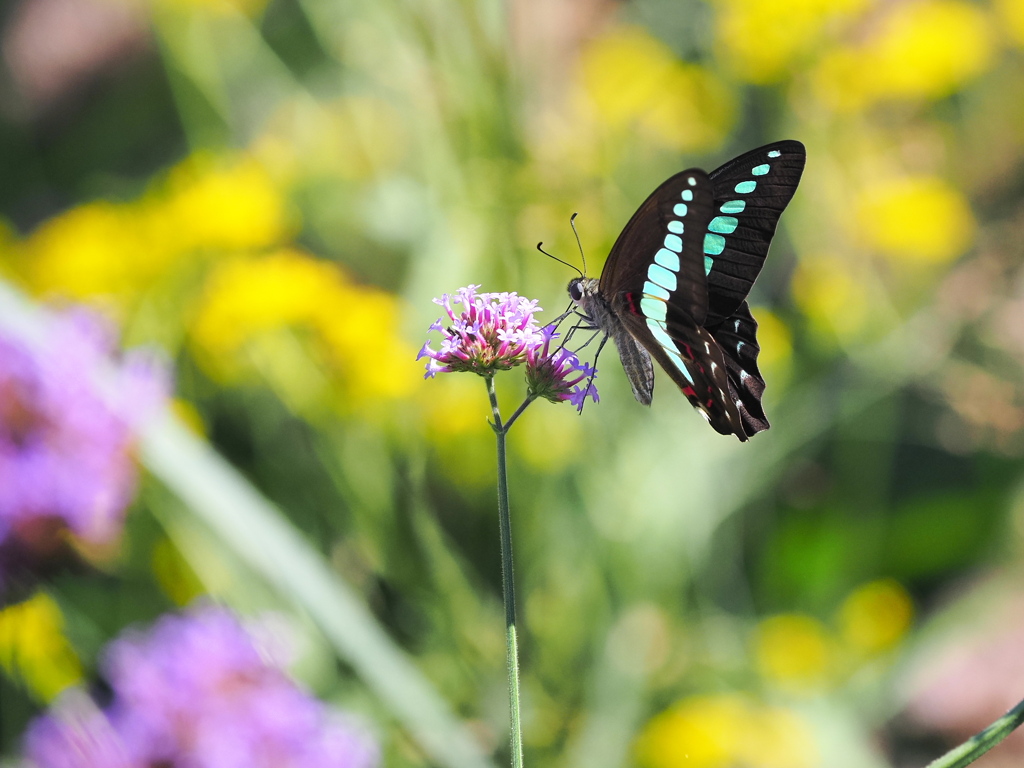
[
  {"x1": 551, "y1": 314, "x2": 599, "y2": 355},
  {"x1": 547, "y1": 300, "x2": 580, "y2": 327},
  {"x1": 573, "y1": 333, "x2": 608, "y2": 414}
]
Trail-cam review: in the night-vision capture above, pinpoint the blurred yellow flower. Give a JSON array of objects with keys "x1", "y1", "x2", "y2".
[
  {"x1": 317, "y1": 286, "x2": 417, "y2": 403},
  {"x1": 16, "y1": 153, "x2": 289, "y2": 308},
  {"x1": 814, "y1": 0, "x2": 994, "y2": 110},
  {"x1": 22, "y1": 202, "x2": 152, "y2": 301},
  {"x1": 996, "y1": 0, "x2": 1024, "y2": 46},
  {"x1": 191, "y1": 249, "x2": 415, "y2": 406},
  {"x1": 839, "y1": 579, "x2": 913, "y2": 655},
  {"x1": 750, "y1": 307, "x2": 792, "y2": 372},
  {"x1": 580, "y1": 27, "x2": 734, "y2": 152},
  {"x1": 0, "y1": 593, "x2": 82, "y2": 702},
  {"x1": 157, "y1": 154, "x2": 290, "y2": 254},
  {"x1": 712, "y1": 0, "x2": 869, "y2": 84},
  {"x1": 755, "y1": 613, "x2": 835, "y2": 692},
  {"x1": 792, "y1": 256, "x2": 870, "y2": 342},
  {"x1": 191, "y1": 249, "x2": 339, "y2": 356},
  {"x1": 636, "y1": 692, "x2": 816, "y2": 768},
  {"x1": 856, "y1": 176, "x2": 975, "y2": 265}
]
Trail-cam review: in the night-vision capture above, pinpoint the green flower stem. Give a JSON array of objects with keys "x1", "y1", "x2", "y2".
[
  {"x1": 504, "y1": 394, "x2": 537, "y2": 432},
  {"x1": 925, "y1": 696, "x2": 1024, "y2": 768},
  {"x1": 486, "y1": 375, "x2": 526, "y2": 768}
]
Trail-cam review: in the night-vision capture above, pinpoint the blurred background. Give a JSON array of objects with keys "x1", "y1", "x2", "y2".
[{"x1": 2, "y1": 0, "x2": 1024, "y2": 766}]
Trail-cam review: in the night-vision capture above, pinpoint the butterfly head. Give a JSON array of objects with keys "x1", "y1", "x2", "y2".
[{"x1": 567, "y1": 277, "x2": 600, "y2": 307}]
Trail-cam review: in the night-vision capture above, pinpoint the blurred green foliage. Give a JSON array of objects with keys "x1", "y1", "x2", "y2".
[{"x1": 3, "y1": 0, "x2": 1024, "y2": 766}]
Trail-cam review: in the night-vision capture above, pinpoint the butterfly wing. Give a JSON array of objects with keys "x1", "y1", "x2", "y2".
[
  {"x1": 593, "y1": 143, "x2": 804, "y2": 440},
  {"x1": 708, "y1": 301, "x2": 769, "y2": 436},
  {"x1": 597, "y1": 169, "x2": 748, "y2": 438},
  {"x1": 701, "y1": 140, "x2": 805, "y2": 438},
  {"x1": 600, "y1": 169, "x2": 716, "y2": 326},
  {"x1": 617, "y1": 305, "x2": 747, "y2": 438},
  {"x1": 703, "y1": 140, "x2": 806, "y2": 330}
]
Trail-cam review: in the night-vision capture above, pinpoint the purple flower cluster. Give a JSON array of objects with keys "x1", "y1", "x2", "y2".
[
  {"x1": 0, "y1": 309, "x2": 167, "y2": 593},
  {"x1": 418, "y1": 285, "x2": 548, "y2": 377},
  {"x1": 526, "y1": 326, "x2": 599, "y2": 410},
  {"x1": 418, "y1": 285, "x2": 599, "y2": 407},
  {"x1": 23, "y1": 605, "x2": 379, "y2": 768}
]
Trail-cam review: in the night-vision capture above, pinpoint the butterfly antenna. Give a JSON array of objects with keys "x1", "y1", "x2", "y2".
[
  {"x1": 569, "y1": 212, "x2": 587, "y2": 276},
  {"x1": 537, "y1": 242, "x2": 584, "y2": 278}
]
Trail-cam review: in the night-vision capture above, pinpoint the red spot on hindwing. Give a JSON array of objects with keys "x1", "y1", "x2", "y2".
[{"x1": 624, "y1": 292, "x2": 639, "y2": 314}]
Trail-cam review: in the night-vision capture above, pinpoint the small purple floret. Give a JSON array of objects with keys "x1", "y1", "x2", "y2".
[{"x1": 525, "y1": 326, "x2": 599, "y2": 411}]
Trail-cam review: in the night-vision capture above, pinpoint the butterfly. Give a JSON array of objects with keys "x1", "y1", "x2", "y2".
[{"x1": 568, "y1": 140, "x2": 805, "y2": 441}]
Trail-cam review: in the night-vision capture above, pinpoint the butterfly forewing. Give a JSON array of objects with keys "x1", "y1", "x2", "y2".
[
  {"x1": 601, "y1": 170, "x2": 716, "y2": 326},
  {"x1": 703, "y1": 140, "x2": 805, "y2": 330}
]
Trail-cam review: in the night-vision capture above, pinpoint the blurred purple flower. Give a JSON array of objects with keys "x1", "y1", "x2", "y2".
[
  {"x1": 0, "y1": 308, "x2": 168, "y2": 595},
  {"x1": 525, "y1": 326, "x2": 599, "y2": 410},
  {"x1": 23, "y1": 604, "x2": 379, "y2": 768},
  {"x1": 22, "y1": 691, "x2": 133, "y2": 768},
  {"x1": 417, "y1": 285, "x2": 548, "y2": 378}
]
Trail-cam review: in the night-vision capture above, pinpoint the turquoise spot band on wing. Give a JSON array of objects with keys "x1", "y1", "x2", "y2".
[
  {"x1": 647, "y1": 263, "x2": 677, "y2": 291},
  {"x1": 673, "y1": 203, "x2": 688, "y2": 217},
  {"x1": 767, "y1": 149, "x2": 781, "y2": 158},
  {"x1": 667, "y1": 220, "x2": 684, "y2": 234},
  {"x1": 703, "y1": 159, "x2": 776, "y2": 274},
  {"x1": 682, "y1": 189, "x2": 693, "y2": 201},
  {"x1": 643, "y1": 279, "x2": 670, "y2": 300},
  {"x1": 708, "y1": 216, "x2": 738, "y2": 234},
  {"x1": 645, "y1": 318, "x2": 694, "y2": 385},
  {"x1": 664, "y1": 233, "x2": 683, "y2": 252},
  {"x1": 654, "y1": 248, "x2": 680, "y2": 271},
  {"x1": 704, "y1": 233, "x2": 725, "y2": 256},
  {"x1": 640, "y1": 296, "x2": 667, "y2": 322}
]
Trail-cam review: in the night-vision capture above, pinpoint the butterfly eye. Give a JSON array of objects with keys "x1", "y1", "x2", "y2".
[{"x1": 569, "y1": 282, "x2": 583, "y2": 302}]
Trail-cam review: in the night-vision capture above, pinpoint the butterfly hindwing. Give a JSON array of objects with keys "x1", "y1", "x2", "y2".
[
  {"x1": 618, "y1": 304, "x2": 746, "y2": 438},
  {"x1": 708, "y1": 300, "x2": 769, "y2": 435},
  {"x1": 703, "y1": 140, "x2": 805, "y2": 330}
]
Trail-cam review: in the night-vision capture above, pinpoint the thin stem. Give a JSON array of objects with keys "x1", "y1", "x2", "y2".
[
  {"x1": 485, "y1": 376, "x2": 524, "y2": 768},
  {"x1": 504, "y1": 396, "x2": 537, "y2": 431},
  {"x1": 925, "y1": 696, "x2": 1024, "y2": 768}
]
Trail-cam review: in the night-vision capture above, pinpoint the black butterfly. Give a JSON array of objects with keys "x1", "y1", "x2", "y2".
[{"x1": 568, "y1": 140, "x2": 805, "y2": 441}]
